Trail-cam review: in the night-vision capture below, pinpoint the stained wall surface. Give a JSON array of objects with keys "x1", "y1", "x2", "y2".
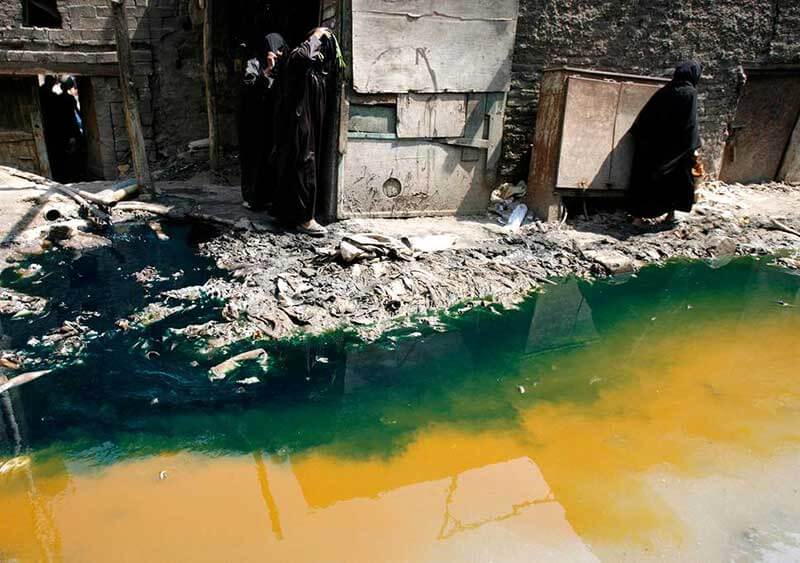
[{"x1": 501, "y1": 0, "x2": 800, "y2": 183}]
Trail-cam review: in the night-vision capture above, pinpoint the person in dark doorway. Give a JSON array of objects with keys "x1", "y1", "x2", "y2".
[
  {"x1": 271, "y1": 27, "x2": 338, "y2": 237},
  {"x1": 628, "y1": 60, "x2": 702, "y2": 226},
  {"x1": 239, "y1": 32, "x2": 288, "y2": 210},
  {"x1": 57, "y1": 76, "x2": 85, "y2": 182}
]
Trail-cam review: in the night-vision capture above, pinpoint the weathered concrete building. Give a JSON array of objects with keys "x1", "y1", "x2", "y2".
[{"x1": 0, "y1": 0, "x2": 798, "y2": 218}]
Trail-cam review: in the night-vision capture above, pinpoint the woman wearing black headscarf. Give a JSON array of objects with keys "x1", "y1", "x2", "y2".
[
  {"x1": 628, "y1": 61, "x2": 702, "y2": 223},
  {"x1": 239, "y1": 32, "x2": 287, "y2": 210},
  {"x1": 271, "y1": 27, "x2": 338, "y2": 236}
]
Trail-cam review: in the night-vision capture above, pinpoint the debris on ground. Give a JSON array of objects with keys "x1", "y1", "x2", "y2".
[{"x1": 209, "y1": 348, "x2": 268, "y2": 381}]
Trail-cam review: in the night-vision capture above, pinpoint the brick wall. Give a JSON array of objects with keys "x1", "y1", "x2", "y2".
[
  {"x1": 501, "y1": 0, "x2": 800, "y2": 183},
  {"x1": 0, "y1": 0, "x2": 206, "y2": 177}
]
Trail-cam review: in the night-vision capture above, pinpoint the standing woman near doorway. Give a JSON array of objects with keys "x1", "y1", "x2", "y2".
[
  {"x1": 239, "y1": 32, "x2": 288, "y2": 210},
  {"x1": 628, "y1": 60, "x2": 703, "y2": 225},
  {"x1": 271, "y1": 27, "x2": 339, "y2": 237}
]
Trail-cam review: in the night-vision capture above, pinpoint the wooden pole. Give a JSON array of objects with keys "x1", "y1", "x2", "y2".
[
  {"x1": 109, "y1": 0, "x2": 155, "y2": 194},
  {"x1": 202, "y1": 0, "x2": 220, "y2": 172}
]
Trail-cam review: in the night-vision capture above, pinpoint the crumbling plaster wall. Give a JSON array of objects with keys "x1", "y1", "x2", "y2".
[
  {"x1": 501, "y1": 0, "x2": 800, "y2": 183},
  {"x1": 0, "y1": 0, "x2": 206, "y2": 177}
]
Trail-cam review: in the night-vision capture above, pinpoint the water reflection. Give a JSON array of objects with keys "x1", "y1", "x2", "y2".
[{"x1": 1, "y1": 258, "x2": 800, "y2": 561}]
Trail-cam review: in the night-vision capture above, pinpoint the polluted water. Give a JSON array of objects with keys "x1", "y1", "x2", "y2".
[{"x1": 1, "y1": 223, "x2": 800, "y2": 562}]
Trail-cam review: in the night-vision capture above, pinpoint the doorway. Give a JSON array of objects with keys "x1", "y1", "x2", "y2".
[
  {"x1": 218, "y1": 0, "x2": 341, "y2": 220},
  {"x1": 37, "y1": 74, "x2": 97, "y2": 183}
]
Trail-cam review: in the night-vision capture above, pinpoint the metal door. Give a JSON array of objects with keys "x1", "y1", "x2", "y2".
[
  {"x1": 555, "y1": 77, "x2": 662, "y2": 192},
  {"x1": 720, "y1": 72, "x2": 800, "y2": 184}
]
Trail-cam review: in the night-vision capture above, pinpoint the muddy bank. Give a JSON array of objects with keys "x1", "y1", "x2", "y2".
[
  {"x1": 147, "y1": 181, "x2": 800, "y2": 346},
  {"x1": 2, "y1": 177, "x2": 799, "y2": 360}
]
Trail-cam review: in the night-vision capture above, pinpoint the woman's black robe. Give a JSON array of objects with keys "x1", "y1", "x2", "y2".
[
  {"x1": 239, "y1": 34, "x2": 286, "y2": 209},
  {"x1": 271, "y1": 34, "x2": 336, "y2": 225},
  {"x1": 628, "y1": 61, "x2": 702, "y2": 218}
]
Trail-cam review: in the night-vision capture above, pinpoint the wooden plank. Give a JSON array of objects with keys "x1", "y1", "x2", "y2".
[
  {"x1": 555, "y1": 77, "x2": 619, "y2": 190},
  {"x1": 396, "y1": 93, "x2": 466, "y2": 138},
  {"x1": 778, "y1": 111, "x2": 800, "y2": 184},
  {"x1": 351, "y1": 0, "x2": 518, "y2": 93},
  {"x1": 202, "y1": 0, "x2": 220, "y2": 172},
  {"x1": 608, "y1": 82, "x2": 661, "y2": 189},
  {"x1": 339, "y1": 138, "x2": 490, "y2": 217},
  {"x1": 28, "y1": 80, "x2": 51, "y2": 178},
  {"x1": 485, "y1": 92, "x2": 505, "y2": 186},
  {"x1": 110, "y1": 0, "x2": 154, "y2": 192}
]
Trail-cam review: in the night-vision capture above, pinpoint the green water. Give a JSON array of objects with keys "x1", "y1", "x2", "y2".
[
  {"x1": 2, "y1": 226, "x2": 800, "y2": 561},
  {"x1": 1, "y1": 225, "x2": 797, "y2": 464}
]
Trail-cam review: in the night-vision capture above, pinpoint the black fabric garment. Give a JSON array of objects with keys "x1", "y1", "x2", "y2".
[
  {"x1": 628, "y1": 61, "x2": 702, "y2": 218},
  {"x1": 271, "y1": 33, "x2": 337, "y2": 225},
  {"x1": 239, "y1": 33, "x2": 286, "y2": 209}
]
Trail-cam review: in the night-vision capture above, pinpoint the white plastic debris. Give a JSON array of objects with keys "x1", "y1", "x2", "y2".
[{"x1": 505, "y1": 204, "x2": 529, "y2": 232}]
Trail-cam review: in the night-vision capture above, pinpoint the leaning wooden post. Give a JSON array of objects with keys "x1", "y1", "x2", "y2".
[
  {"x1": 109, "y1": 0, "x2": 155, "y2": 194},
  {"x1": 200, "y1": 0, "x2": 220, "y2": 172}
]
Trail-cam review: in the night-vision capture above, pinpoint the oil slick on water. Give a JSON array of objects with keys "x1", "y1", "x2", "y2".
[{"x1": 1, "y1": 227, "x2": 800, "y2": 562}]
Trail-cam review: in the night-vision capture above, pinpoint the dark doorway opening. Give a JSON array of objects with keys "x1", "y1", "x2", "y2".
[
  {"x1": 38, "y1": 75, "x2": 94, "y2": 183},
  {"x1": 219, "y1": 0, "x2": 341, "y2": 221},
  {"x1": 22, "y1": 0, "x2": 62, "y2": 28}
]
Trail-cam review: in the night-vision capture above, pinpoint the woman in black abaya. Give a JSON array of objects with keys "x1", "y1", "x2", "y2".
[
  {"x1": 239, "y1": 32, "x2": 287, "y2": 210},
  {"x1": 271, "y1": 27, "x2": 338, "y2": 236},
  {"x1": 628, "y1": 61, "x2": 702, "y2": 224}
]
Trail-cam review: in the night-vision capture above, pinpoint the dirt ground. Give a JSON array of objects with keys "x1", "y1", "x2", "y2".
[{"x1": 1, "y1": 164, "x2": 799, "y2": 350}]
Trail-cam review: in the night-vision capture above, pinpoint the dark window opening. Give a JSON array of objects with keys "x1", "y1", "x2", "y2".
[{"x1": 22, "y1": 0, "x2": 62, "y2": 28}]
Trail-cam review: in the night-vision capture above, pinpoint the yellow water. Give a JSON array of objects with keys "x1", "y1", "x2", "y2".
[{"x1": 3, "y1": 309, "x2": 799, "y2": 562}]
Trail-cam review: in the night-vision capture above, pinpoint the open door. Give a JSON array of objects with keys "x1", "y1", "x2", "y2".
[
  {"x1": 337, "y1": 0, "x2": 519, "y2": 218},
  {"x1": 0, "y1": 77, "x2": 50, "y2": 177}
]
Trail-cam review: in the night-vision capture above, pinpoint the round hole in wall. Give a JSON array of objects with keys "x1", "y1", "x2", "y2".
[{"x1": 382, "y1": 177, "x2": 402, "y2": 199}]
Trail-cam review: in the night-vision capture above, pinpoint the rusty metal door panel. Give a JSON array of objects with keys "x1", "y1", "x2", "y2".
[
  {"x1": 339, "y1": 138, "x2": 489, "y2": 218},
  {"x1": 608, "y1": 82, "x2": 662, "y2": 189},
  {"x1": 556, "y1": 77, "x2": 619, "y2": 190},
  {"x1": 721, "y1": 74, "x2": 800, "y2": 183},
  {"x1": 351, "y1": 0, "x2": 519, "y2": 93},
  {"x1": 778, "y1": 114, "x2": 800, "y2": 184},
  {"x1": 396, "y1": 93, "x2": 467, "y2": 138}
]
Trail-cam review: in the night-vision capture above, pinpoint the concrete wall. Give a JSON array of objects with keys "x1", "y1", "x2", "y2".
[
  {"x1": 0, "y1": 0, "x2": 206, "y2": 178},
  {"x1": 501, "y1": 0, "x2": 800, "y2": 183}
]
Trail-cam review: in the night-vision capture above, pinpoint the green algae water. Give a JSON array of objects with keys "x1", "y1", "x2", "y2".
[{"x1": 1, "y1": 227, "x2": 800, "y2": 561}]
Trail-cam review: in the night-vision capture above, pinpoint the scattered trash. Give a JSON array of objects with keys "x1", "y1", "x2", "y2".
[
  {"x1": 401, "y1": 234, "x2": 458, "y2": 253},
  {"x1": 315, "y1": 356, "x2": 329, "y2": 364},
  {"x1": 146, "y1": 350, "x2": 161, "y2": 360},
  {"x1": 0, "y1": 370, "x2": 53, "y2": 394},
  {"x1": 492, "y1": 181, "x2": 527, "y2": 202},
  {"x1": 325, "y1": 233, "x2": 414, "y2": 265},
  {"x1": 237, "y1": 377, "x2": 260, "y2": 385},
  {"x1": 150, "y1": 398, "x2": 159, "y2": 405},
  {"x1": 505, "y1": 204, "x2": 529, "y2": 232},
  {"x1": 209, "y1": 348, "x2": 268, "y2": 381},
  {"x1": 159, "y1": 470, "x2": 168, "y2": 481},
  {"x1": 517, "y1": 385, "x2": 526, "y2": 394},
  {"x1": 776, "y1": 300, "x2": 795, "y2": 308},
  {"x1": 148, "y1": 221, "x2": 170, "y2": 241}
]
